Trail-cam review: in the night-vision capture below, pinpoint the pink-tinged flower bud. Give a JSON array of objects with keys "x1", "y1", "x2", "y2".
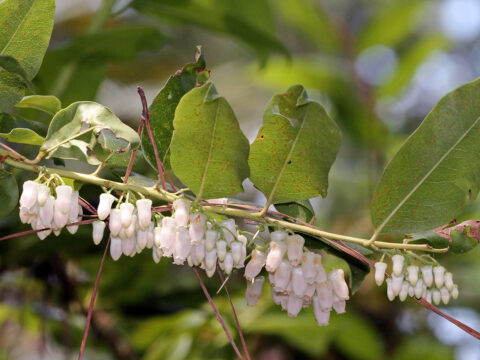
[
  {"x1": 426, "y1": 290, "x2": 432, "y2": 303},
  {"x1": 329, "y1": 269, "x2": 349, "y2": 300},
  {"x1": 440, "y1": 287, "x2": 450, "y2": 304},
  {"x1": 98, "y1": 193, "x2": 115, "y2": 220},
  {"x1": 414, "y1": 278, "x2": 424, "y2": 298},
  {"x1": 407, "y1": 265, "x2": 419, "y2": 286},
  {"x1": 246, "y1": 276, "x2": 265, "y2": 306},
  {"x1": 391, "y1": 274, "x2": 404, "y2": 296},
  {"x1": 173, "y1": 229, "x2": 191, "y2": 265},
  {"x1": 421, "y1": 265, "x2": 433, "y2": 287},
  {"x1": 220, "y1": 219, "x2": 236, "y2": 244},
  {"x1": 55, "y1": 185, "x2": 73, "y2": 214},
  {"x1": 189, "y1": 213, "x2": 206, "y2": 244},
  {"x1": 152, "y1": 247, "x2": 162, "y2": 263},
  {"x1": 205, "y1": 249, "x2": 217, "y2": 271},
  {"x1": 271, "y1": 288, "x2": 285, "y2": 306},
  {"x1": 286, "y1": 235, "x2": 304, "y2": 266},
  {"x1": 408, "y1": 285, "x2": 415, "y2": 297},
  {"x1": 312, "y1": 297, "x2": 331, "y2": 326},
  {"x1": 205, "y1": 230, "x2": 218, "y2": 251},
  {"x1": 244, "y1": 249, "x2": 266, "y2": 281},
  {"x1": 332, "y1": 296, "x2": 346, "y2": 314},
  {"x1": 444, "y1": 272, "x2": 454, "y2": 291},
  {"x1": 109, "y1": 209, "x2": 121, "y2": 236},
  {"x1": 230, "y1": 241, "x2": 243, "y2": 265},
  {"x1": 136, "y1": 199, "x2": 152, "y2": 230},
  {"x1": 433, "y1": 266, "x2": 445, "y2": 288},
  {"x1": 37, "y1": 184, "x2": 49, "y2": 206},
  {"x1": 392, "y1": 255, "x2": 404, "y2": 276},
  {"x1": 451, "y1": 285, "x2": 459, "y2": 299},
  {"x1": 122, "y1": 236, "x2": 136, "y2": 256},
  {"x1": 125, "y1": 215, "x2": 137, "y2": 239},
  {"x1": 301, "y1": 252, "x2": 318, "y2": 284},
  {"x1": 399, "y1": 281, "x2": 409, "y2": 302},
  {"x1": 386, "y1": 278, "x2": 395, "y2": 301},
  {"x1": 120, "y1": 203, "x2": 134, "y2": 228},
  {"x1": 224, "y1": 253, "x2": 233, "y2": 275},
  {"x1": 274, "y1": 260, "x2": 292, "y2": 291},
  {"x1": 316, "y1": 281, "x2": 334, "y2": 311},
  {"x1": 374, "y1": 262, "x2": 387, "y2": 286},
  {"x1": 266, "y1": 240, "x2": 287, "y2": 272},
  {"x1": 92, "y1": 221, "x2": 106, "y2": 245},
  {"x1": 146, "y1": 224, "x2": 154, "y2": 249},
  {"x1": 136, "y1": 228, "x2": 148, "y2": 249},
  {"x1": 20, "y1": 181, "x2": 38, "y2": 209},
  {"x1": 110, "y1": 237, "x2": 122, "y2": 261},
  {"x1": 286, "y1": 294, "x2": 303, "y2": 317},
  {"x1": 303, "y1": 283, "x2": 316, "y2": 303},
  {"x1": 280, "y1": 295, "x2": 289, "y2": 311},
  {"x1": 173, "y1": 198, "x2": 191, "y2": 227},
  {"x1": 432, "y1": 289, "x2": 441, "y2": 305},
  {"x1": 216, "y1": 240, "x2": 227, "y2": 261},
  {"x1": 194, "y1": 241, "x2": 206, "y2": 264},
  {"x1": 39, "y1": 195, "x2": 55, "y2": 227},
  {"x1": 292, "y1": 267, "x2": 307, "y2": 297}
]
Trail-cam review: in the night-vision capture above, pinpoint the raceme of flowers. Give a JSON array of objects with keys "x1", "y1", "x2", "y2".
[
  {"x1": 244, "y1": 231, "x2": 349, "y2": 327},
  {"x1": 374, "y1": 254, "x2": 459, "y2": 305}
]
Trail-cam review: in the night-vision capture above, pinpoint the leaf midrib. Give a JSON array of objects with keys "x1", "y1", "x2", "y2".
[{"x1": 375, "y1": 116, "x2": 480, "y2": 235}]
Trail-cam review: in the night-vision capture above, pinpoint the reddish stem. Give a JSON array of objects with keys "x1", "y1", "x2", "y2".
[{"x1": 0, "y1": 142, "x2": 24, "y2": 159}]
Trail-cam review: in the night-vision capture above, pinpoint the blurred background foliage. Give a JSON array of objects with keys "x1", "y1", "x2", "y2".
[{"x1": 2, "y1": 0, "x2": 480, "y2": 358}]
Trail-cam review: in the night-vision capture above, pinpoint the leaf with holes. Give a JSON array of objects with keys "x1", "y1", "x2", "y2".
[
  {"x1": 0, "y1": 170, "x2": 18, "y2": 217},
  {"x1": 249, "y1": 85, "x2": 341, "y2": 204},
  {"x1": 170, "y1": 82, "x2": 250, "y2": 200},
  {"x1": 141, "y1": 47, "x2": 207, "y2": 170},
  {"x1": 41, "y1": 102, "x2": 140, "y2": 165},
  {"x1": 371, "y1": 78, "x2": 480, "y2": 234}
]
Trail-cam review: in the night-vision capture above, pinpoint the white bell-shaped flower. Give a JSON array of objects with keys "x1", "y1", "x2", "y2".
[
  {"x1": 152, "y1": 247, "x2": 162, "y2": 263},
  {"x1": 136, "y1": 199, "x2": 152, "y2": 230},
  {"x1": 440, "y1": 287, "x2": 450, "y2": 304},
  {"x1": 421, "y1": 265, "x2": 433, "y2": 287},
  {"x1": 194, "y1": 241, "x2": 206, "y2": 264},
  {"x1": 315, "y1": 262, "x2": 328, "y2": 284},
  {"x1": 312, "y1": 297, "x2": 331, "y2": 326},
  {"x1": 216, "y1": 240, "x2": 227, "y2": 262},
  {"x1": 159, "y1": 217, "x2": 176, "y2": 256},
  {"x1": 98, "y1": 193, "x2": 115, "y2": 220},
  {"x1": 271, "y1": 230, "x2": 288, "y2": 242},
  {"x1": 286, "y1": 294, "x2": 303, "y2": 317},
  {"x1": 392, "y1": 255, "x2": 404, "y2": 276},
  {"x1": 246, "y1": 276, "x2": 265, "y2": 306},
  {"x1": 265, "y1": 240, "x2": 287, "y2": 272},
  {"x1": 220, "y1": 218, "x2": 236, "y2": 244},
  {"x1": 433, "y1": 266, "x2": 445, "y2": 288},
  {"x1": 189, "y1": 213, "x2": 206, "y2": 244},
  {"x1": 55, "y1": 185, "x2": 73, "y2": 215},
  {"x1": 274, "y1": 260, "x2": 292, "y2": 291},
  {"x1": 426, "y1": 290, "x2": 432, "y2": 303},
  {"x1": 291, "y1": 266, "x2": 307, "y2": 297},
  {"x1": 146, "y1": 224, "x2": 154, "y2": 249},
  {"x1": 136, "y1": 228, "x2": 148, "y2": 249},
  {"x1": 244, "y1": 249, "x2": 266, "y2": 281},
  {"x1": 205, "y1": 230, "x2": 218, "y2": 252},
  {"x1": 173, "y1": 198, "x2": 191, "y2": 227},
  {"x1": 53, "y1": 205, "x2": 69, "y2": 228},
  {"x1": 399, "y1": 281, "x2": 409, "y2": 302},
  {"x1": 224, "y1": 252, "x2": 234, "y2": 275},
  {"x1": 328, "y1": 269, "x2": 349, "y2": 300},
  {"x1": 271, "y1": 289, "x2": 284, "y2": 306},
  {"x1": 68, "y1": 191, "x2": 79, "y2": 219},
  {"x1": 230, "y1": 241, "x2": 243, "y2": 265},
  {"x1": 120, "y1": 203, "x2": 134, "y2": 228},
  {"x1": 303, "y1": 283, "x2": 316, "y2": 303},
  {"x1": 205, "y1": 249, "x2": 217, "y2": 271},
  {"x1": 414, "y1": 278, "x2": 424, "y2": 298},
  {"x1": 122, "y1": 236, "x2": 136, "y2": 256},
  {"x1": 374, "y1": 262, "x2": 387, "y2": 286},
  {"x1": 315, "y1": 281, "x2": 334, "y2": 311},
  {"x1": 110, "y1": 237, "x2": 122, "y2": 261},
  {"x1": 236, "y1": 236, "x2": 247, "y2": 269},
  {"x1": 19, "y1": 207, "x2": 33, "y2": 224},
  {"x1": 301, "y1": 252, "x2": 318, "y2": 284},
  {"x1": 92, "y1": 221, "x2": 106, "y2": 245},
  {"x1": 173, "y1": 229, "x2": 191, "y2": 265},
  {"x1": 444, "y1": 272, "x2": 454, "y2": 291},
  {"x1": 451, "y1": 285, "x2": 459, "y2": 299},
  {"x1": 432, "y1": 289, "x2": 441, "y2": 305},
  {"x1": 286, "y1": 235, "x2": 304, "y2": 266},
  {"x1": 204, "y1": 266, "x2": 215, "y2": 278},
  {"x1": 39, "y1": 195, "x2": 55, "y2": 227},
  {"x1": 407, "y1": 265, "x2": 419, "y2": 286},
  {"x1": 332, "y1": 296, "x2": 346, "y2": 314},
  {"x1": 408, "y1": 284, "x2": 415, "y2": 297},
  {"x1": 37, "y1": 184, "x2": 49, "y2": 206},
  {"x1": 109, "y1": 209, "x2": 122, "y2": 236},
  {"x1": 386, "y1": 278, "x2": 395, "y2": 301},
  {"x1": 20, "y1": 181, "x2": 38, "y2": 209},
  {"x1": 391, "y1": 274, "x2": 404, "y2": 296},
  {"x1": 125, "y1": 214, "x2": 137, "y2": 239}
]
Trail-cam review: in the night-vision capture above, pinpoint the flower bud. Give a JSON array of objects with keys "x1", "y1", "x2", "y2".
[
  {"x1": 55, "y1": 185, "x2": 73, "y2": 214},
  {"x1": 220, "y1": 219, "x2": 236, "y2": 244},
  {"x1": 173, "y1": 198, "x2": 191, "y2": 227},
  {"x1": 399, "y1": 281, "x2": 409, "y2": 302},
  {"x1": 189, "y1": 213, "x2": 206, "y2": 244},
  {"x1": 224, "y1": 252, "x2": 233, "y2": 275},
  {"x1": 392, "y1": 255, "x2": 404, "y2": 276},
  {"x1": 301, "y1": 252, "x2": 318, "y2": 284},
  {"x1": 303, "y1": 283, "x2": 316, "y2": 303},
  {"x1": 426, "y1": 290, "x2": 432, "y2": 303},
  {"x1": 444, "y1": 272, "x2": 454, "y2": 291},
  {"x1": 391, "y1": 274, "x2": 404, "y2": 296},
  {"x1": 433, "y1": 266, "x2": 445, "y2": 289},
  {"x1": 205, "y1": 249, "x2": 217, "y2": 271},
  {"x1": 205, "y1": 266, "x2": 216, "y2": 278},
  {"x1": 136, "y1": 228, "x2": 148, "y2": 249},
  {"x1": 230, "y1": 241, "x2": 243, "y2": 265},
  {"x1": 274, "y1": 260, "x2": 292, "y2": 291},
  {"x1": 421, "y1": 265, "x2": 433, "y2": 287},
  {"x1": 271, "y1": 289, "x2": 284, "y2": 305},
  {"x1": 122, "y1": 236, "x2": 136, "y2": 256},
  {"x1": 312, "y1": 297, "x2": 331, "y2": 326},
  {"x1": 236, "y1": 236, "x2": 247, "y2": 269},
  {"x1": 173, "y1": 228, "x2": 191, "y2": 265},
  {"x1": 386, "y1": 279, "x2": 395, "y2": 301},
  {"x1": 109, "y1": 209, "x2": 121, "y2": 236},
  {"x1": 136, "y1": 199, "x2": 152, "y2": 230},
  {"x1": 98, "y1": 193, "x2": 115, "y2": 220},
  {"x1": 194, "y1": 241, "x2": 206, "y2": 264},
  {"x1": 432, "y1": 289, "x2": 441, "y2": 305},
  {"x1": 20, "y1": 181, "x2": 38, "y2": 209},
  {"x1": 92, "y1": 221, "x2": 106, "y2": 245},
  {"x1": 407, "y1": 265, "x2": 419, "y2": 286},
  {"x1": 39, "y1": 195, "x2": 55, "y2": 227},
  {"x1": 53, "y1": 206, "x2": 69, "y2": 228},
  {"x1": 291, "y1": 267, "x2": 307, "y2": 297},
  {"x1": 440, "y1": 287, "x2": 450, "y2": 304},
  {"x1": 286, "y1": 235, "x2": 304, "y2": 266},
  {"x1": 146, "y1": 224, "x2": 154, "y2": 249},
  {"x1": 408, "y1": 284, "x2": 415, "y2": 297},
  {"x1": 328, "y1": 269, "x2": 349, "y2": 300},
  {"x1": 286, "y1": 294, "x2": 303, "y2": 317},
  {"x1": 265, "y1": 240, "x2": 287, "y2": 272},
  {"x1": 120, "y1": 203, "x2": 134, "y2": 228},
  {"x1": 315, "y1": 281, "x2": 334, "y2": 311},
  {"x1": 37, "y1": 184, "x2": 49, "y2": 206},
  {"x1": 246, "y1": 276, "x2": 264, "y2": 306},
  {"x1": 125, "y1": 214, "x2": 137, "y2": 239},
  {"x1": 216, "y1": 240, "x2": 227, "y2": 261},
  {"x1": 110, "y1": 237, "x2": 122, "y2": 261},
  {"x1": 451, "y1": 285, "x2": 459, "y2": 299},
  {"x1": 205, "y1": 230, "x2": 218, "y2": 251},
  {"x1": 414, "y1": 278, "x2": 425, "y2": 298},
  {"x1": 244, "y1": 249, "x2": 266, "y2": 281},
  {"x1": 374, "y1": 262, "x2": 387, "y2": 286},
  {"x1": 332, "y1": 296, "x2": 346, "y2": 314}
]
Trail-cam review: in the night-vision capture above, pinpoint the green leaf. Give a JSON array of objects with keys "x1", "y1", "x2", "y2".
[
  {"x1": 0, "y1": 113, "x2": 44, "y2": 145},
  {"x1": 0, "y1": 55, "x2": 33, "y2": 90},
  {"x1": 170, "y1": 82, "x2": 250, "y2": 200},
  {"x1": 0, "y1": 170, "x2": 19, "y2": 217},
  {"x1": 41, "y1": 102, "x2": 140, "y2": 165},
  {"x1": 15, "y1": 95, "x2": 61, "y2": 115},
  {"x1": 0, "y1": 0, "x2": 55, "y2": 111},
  {"x1": 249, "y1": 85, "x2": 341, "y2": 204},
  {"x1": 274, "y1": 200, "x2": 314, "y2": 222},
  {"x1": 371, "y1": 78, "x2": 480, "y2": 234},
  {"x1": 450, "y1": 229, "x2": 477, "y2": 253},
  {"x1": 141, "y1": 47, "x2": 207, "y2": 170},
  {"x1": 407, "y1": 231, "x2": 450, "y2": 249}
]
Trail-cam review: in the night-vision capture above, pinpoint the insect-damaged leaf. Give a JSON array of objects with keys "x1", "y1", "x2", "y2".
[
  {"x1": 41, "y1": 102, "x2": 140, "y2": 165},
  {"x1": 170, "y1": 82, "x2": 250, "y2": 200}
]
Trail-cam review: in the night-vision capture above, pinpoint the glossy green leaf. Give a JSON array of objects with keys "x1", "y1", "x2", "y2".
[
  {"x1": 249, "y1": 85, "x2": 341, "y2": 204},
  {"x1": 170, "y1": 82, "x2": 250, "y2": 200},
  {"x1": 0, "y1": 170, "x2": 18, "y2": 217},
  {"x1": 371, "y1": 78, "x2": 480, "y2": 234},
  {"x1": 450, "y1": 230, "x2": 478, "y2": 253},
  {"x1": 0, "y1": 0, "x2": 54, "y2": 111},
  {"x1": 142, "y1": 48, "x2": 207, "y2": 170},
  {"x1": 41, "y1": 102, "x2": 140, "y2": 165},
  {"x1": 274, "y1": 200, "x2": 314, "y2": 222},
  {"x1": 0, "y1": 55, "x2": 33, "y2": 90},
  {"x1": 15, "y1": 95, "x2": 61, "y2": 115},
  {"x1": 0, "y1": 113, "x2": 44, "y2": 145}
]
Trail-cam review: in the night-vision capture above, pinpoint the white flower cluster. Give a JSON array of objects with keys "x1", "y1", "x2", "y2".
[
  {"x1": 244, "y1": 231, "x2": 349, "y2": 326},
  {"x1": 374, "y1": 255, "x2": 459, "y2": 305},
  {"x1": 19, "y1": 180, "x2": 82, "y2": 239}
]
